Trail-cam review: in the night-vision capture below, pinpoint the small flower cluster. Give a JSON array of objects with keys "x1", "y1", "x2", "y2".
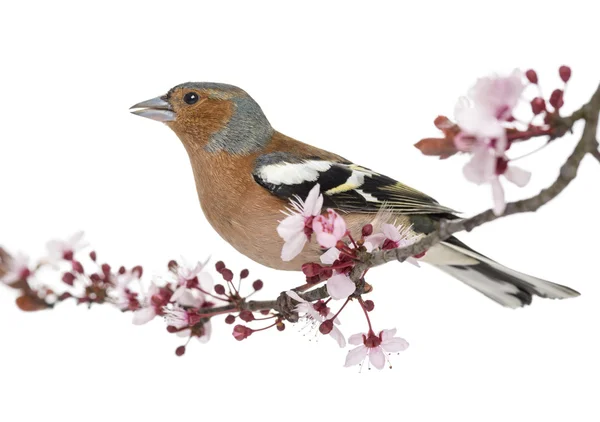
[{"x1": 416, "y1": 66, "x2": 574, "y2": 215}]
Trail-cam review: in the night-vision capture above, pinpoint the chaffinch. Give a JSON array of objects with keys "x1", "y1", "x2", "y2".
[{"x1": 130, "y1": 82, "x2": 579, "y2": 308}]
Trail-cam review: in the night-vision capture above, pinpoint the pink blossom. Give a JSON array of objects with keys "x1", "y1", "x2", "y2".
[
  {"x1": 312, "y1": 209, "x2": 347, "y2": 248},
  {"x1": 469, "y1": 69, "x2": 525, "y2": 120},
  {"x1": 463, "y1": 146, "x2": 531, "y2": 215},
  {"x1": 277, "y1": 184, "x2": 324, "y2": 261},
  {"x1": 171, "y1": 259, "x2": 213, "y2": 304},
  {"x1": 286, "y1": 290, "x2": 346, "y2": 347},
  {"x1": 132, "y1": 282, "x2": 172, "y2": 325},
  {"x1": 110, "y1": 269, "x2": 142, "y2": 311},
  {"x1": 364, "y1": 223, "x2": 421, "y2": 266},
  {"x1": 454, "y1": 70, "x2": 525, "y2": 152},
  {"x1": 46, "y1": 231, "x2": 87, "y2": 263},
  {"x1": 0, "y1": 253, "x2": 31, "y2": 285},
  {"x1": 344, "y1": 328, "x2": 409, "y2": 370},
  {"x1": 326, "y1": 273, "x2": 355, "y2": 300}
]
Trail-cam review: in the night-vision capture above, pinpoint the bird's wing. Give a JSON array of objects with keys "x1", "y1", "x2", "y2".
[{"x1": 252, "y1": 153, "x2": 457, "y2": 215}]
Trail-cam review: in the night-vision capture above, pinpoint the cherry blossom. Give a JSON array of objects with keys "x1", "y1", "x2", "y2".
[
  {"x1": 463, "y1": 146, "x2": 531, "y2": 215},
  {"x1": 277, "y1": 184, "x2": 324, "y2": 261},
  {"x1": 171, "y1": 259, "x2": 213, "y2": 304},
  {"x1": 312, "y1": 209, "x2": 347, "y2": 248},
  {"x1": 286, "y1": 290, "x2": 346, "y2": 347},
  {"x1": 0, "y1": 253, "x2": 31, "y2": 285},
  {"x1": 344, "y1": 328, "x2": 409, "y2": 370},
  {"x1": 132, "y1": 282, "x2": 172, "y2": 325},
  {"x1": 364, "y1": 223, "x2": 421, "y2": 266},
  {"x1": 46, "y1": 231, "x2": 87, "y2": 263}
]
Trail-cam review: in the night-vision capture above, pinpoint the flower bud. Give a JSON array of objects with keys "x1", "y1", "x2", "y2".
[
  {"x1": 363, "y1": 299, "x2": 375, "y2": 312},
  {"x1": 175, "y1": 345, "x2": 186, "y2": 356},
  {"x1": 214, "y1": 284, "x2": 226, "y2": 295},
  {"x1": 62, "y1": 272, "x2": 76, "y2": 286},
  {"x1": 225, "y1": 314, "x2": 236, "y2": 324},
  {"x1": 252, "y1": 280, "x2": 263, "y2": 291},
  {"x1": 361, "y1": 224, "x2": 373, "y2": 237},
  {"x1": 550, "y1": 89, "x2": 564, "y2": 109},
  {"x1": 232, "y1": 325, "x2": 253, "y2": 341},
  {"x1": 559, "y1": 65, "x2": 571, "y2": 83},
  {"x1": 530, "y1": 97, "x2": 546, "y2": 115},
  {"x1": 89, "y1": 251, "x2": 97, "y2": 261},
  {"x1": 239, "y1": 310, "x2": 254, "y2": 322},
  {"x1": 215, "y1": 261, "x2": 225, "y2": 273},
  {"x1": 319, "y1": 319, "x2": 333, "y2": 335},
  {"x1": 71, "y1": 261, "x2": 84, "y2": 274},
  {"x1": 240, "y1": 269, "x2": 249, "y2": 279},
  {"x1": 221, "y1": 268, "x2": 234, "y2": 282},
  {"x1": 276, "y1": 322, "x2": 286, "y2": 331},
  {"x1": 525, "y1": 69, "x2": 538, "y2": 84}
]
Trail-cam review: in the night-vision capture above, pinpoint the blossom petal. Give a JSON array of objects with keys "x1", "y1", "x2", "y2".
[
  {"x1": 348, "y1": 333, "x2": 364, "y2": 345},
  {"x1": 326, "y1": 274, "x2": 356, "y2": 300},
  {"x1": 504, "y1": 165, "x2": 531, "y2": 187},
  {"x1": 369, "y1": 346, "x2": 386, "y2": 370},
  {"x1": 344, "y1": 345, "x2": 367, "y2": 367},
  {"x1": 198, "y1": 272, "x2": 214, "y2": 291},
  {"x1": 381, "y1": 328, "x2": 397, "y2": 341},
  {"x1": 329, "y1": 325, "x2": 346, "y2": 348},
  {"x1": 382, "y1": 337, "x2": 410, "y2": 353},
  {"x1": 304, "y1": 184, "x2": 323, "y2": 217},
  {"x1": 315, "y1": 232, "x2": 339, "y2": 249},
  {"x1": 382, "y1": 224, "x2": 400, "y2": 241},
  {"x1": 285, "y1": 290, "x2": 307, "y2": 303},
  {"x1": 491, "y1": 178, "x2": 506, "y2": 216},
  {"x1": 132, "y1": 307, "x2": 156, "y2": 325},
  {"x1": 320, "y1": 247, "x2": 341, "y2": 264},
  {"x1": 198, "y1": 321, "x2": 212, "y2": 344},
  {"x1": 280, "y1": 234, "x2": 307, "y2": 261},
  {"x1": 277, "y1": 215, "x2": 305, "y2": 241}
]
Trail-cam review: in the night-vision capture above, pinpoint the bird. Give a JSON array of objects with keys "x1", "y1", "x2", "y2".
[{"x1": 130, "y1": 82, "x2": 579, "y2": 308}]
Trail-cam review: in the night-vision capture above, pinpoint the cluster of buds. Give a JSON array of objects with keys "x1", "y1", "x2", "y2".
[{"x1": 415, "y1": 66, "x2": 574, "y2": 215}]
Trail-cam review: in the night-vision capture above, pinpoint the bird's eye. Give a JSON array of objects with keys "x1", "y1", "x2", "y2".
[{"x1": 183, "y1": 92, "x2": 199, "y2": 105}]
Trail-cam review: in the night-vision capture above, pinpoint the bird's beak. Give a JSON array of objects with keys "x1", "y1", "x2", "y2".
[{"x1": 129, "y1": 95, "x2": 175, "y2": 122}]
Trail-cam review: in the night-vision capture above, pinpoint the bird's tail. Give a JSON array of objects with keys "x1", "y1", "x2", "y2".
[{"x1": 420, "y1": 236, "x2": 580, "y2": 308}]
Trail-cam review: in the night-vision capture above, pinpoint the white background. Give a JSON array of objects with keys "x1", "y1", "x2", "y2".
[{"x1": 1, "y1": 1, "x2": 599, "y2": 421}]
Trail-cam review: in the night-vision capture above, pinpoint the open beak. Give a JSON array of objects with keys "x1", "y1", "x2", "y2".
[{"x1": 129, "y1": 95, "x2": 175, "y2": 122}]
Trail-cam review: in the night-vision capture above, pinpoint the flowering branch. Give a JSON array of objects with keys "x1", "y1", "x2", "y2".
[
  {"x1": 367, "y1": 81, "x2": 600, "y2": 268},
  {"x1": 2, "y1": 67, "x2": 597, "y2": 370}
]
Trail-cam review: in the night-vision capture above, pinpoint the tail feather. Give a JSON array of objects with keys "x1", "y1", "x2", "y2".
[{"x1": 424, "y1": 237, "x2": 580, "y2": 308}]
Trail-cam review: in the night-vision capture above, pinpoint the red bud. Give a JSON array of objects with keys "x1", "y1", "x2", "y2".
[
  {"x1": 240, "y1": 269, "x2": 249, "y2": 279},
  {"x1": 363, "y1": 299, "x2": 375, "y2": 312},
  {"x1": 276, "y1": 322, "x2": 286, "y2": 331},
  {"x1": 252, "y1": 280, "x2": 263, "y2": 291},
  {"x1": 232, "y1": 325, "x2": 253, "y2": 341},
  {"x1": 72, "y1": 261, "x2": 84, "y2": 274},
  {"x1": 175, "y1": 345, "x2": 186, "y2": 356},
  {"x1": 221, "y1": 268, "x2": 233, "y2": 282},
  {"x1": 89, "y1": 251, "x2": 97, "y2": 261},
  {"x1": 559, "y1": 65, "x2": 571, "y2": 83},
  {"x1": 361, "y1": 224, "x2": 373, "y2": 237},
  {"x1": 319, "y1": 319, "x2": 333, "y2": 335},
  {"x1": 239, "y1": 310, "x2": 254, "y2": 322},
  {"x1": 225, "y1": 314, "x2": 235, "y2": 324},
  {"x1": 549, "y1": 89, "x2": 564, "y2": 109},
  {"x1": 215, "y1": 261, "x2": 225, "y2": 273},
  {"x1": 525, "y1": 69, "x2": 538, "y2": 84},
  {"x1": 530, "y1": 97, "x2": 546, "y2": 115},
  {"x1": 62, "y1": 272, "x2": 76, "y2": 286},
  {"x1": 214, "y1": 284, "x2": 226, "y2": 295}
]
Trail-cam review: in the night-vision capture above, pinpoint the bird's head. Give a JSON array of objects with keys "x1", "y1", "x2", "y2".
[{"x1": 130, "y1": 82, "x2": 273, "y2": 155}]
